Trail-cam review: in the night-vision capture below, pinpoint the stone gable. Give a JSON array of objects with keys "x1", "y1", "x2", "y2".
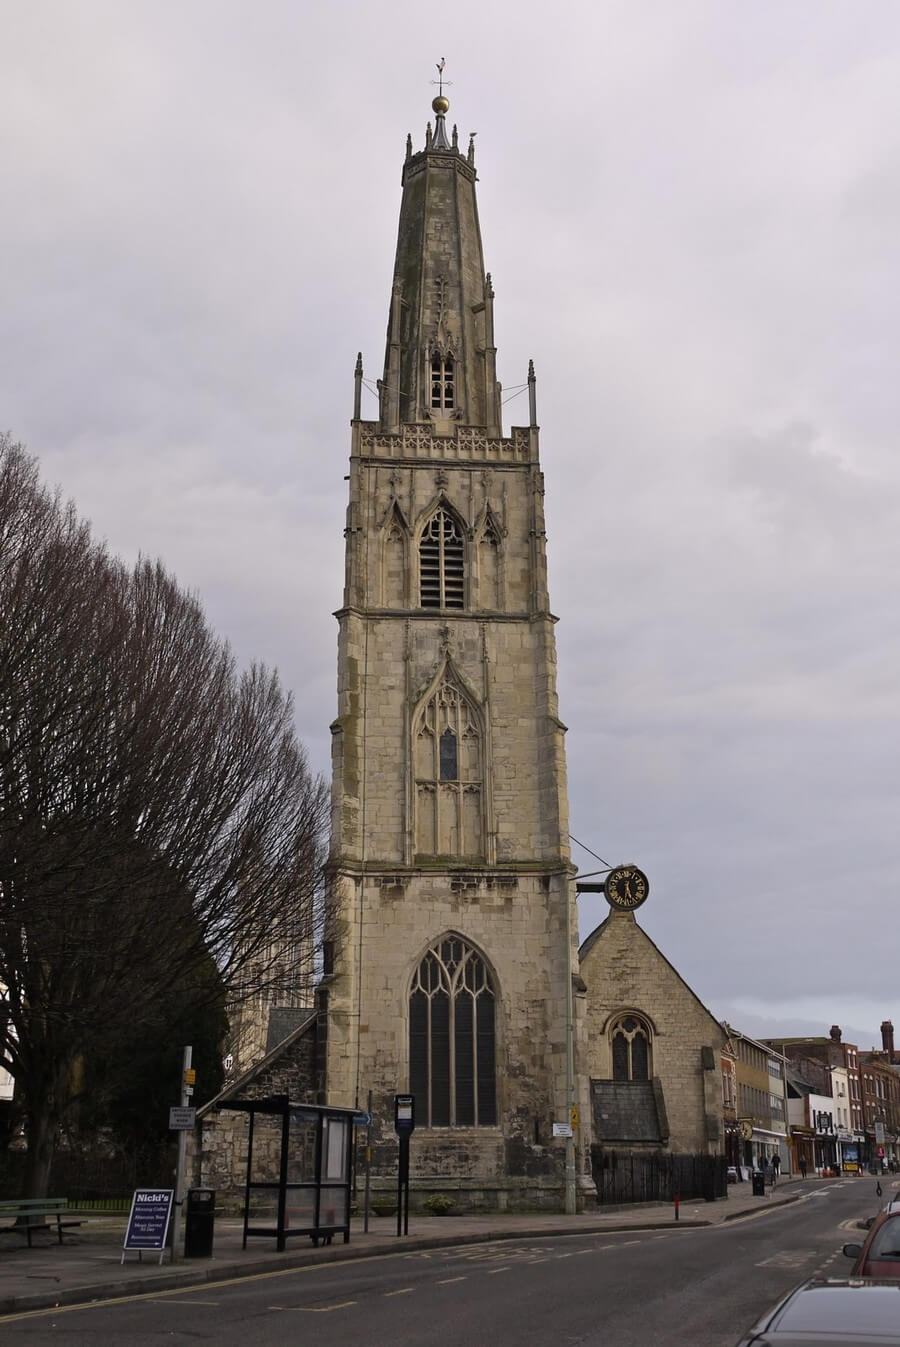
[{"x1": 580, "y1": 912, "x2": 724, "y2": 1154}]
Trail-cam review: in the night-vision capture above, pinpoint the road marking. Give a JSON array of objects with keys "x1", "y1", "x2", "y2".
[
  {"x1": 526, "y1": 1257, "x2": 550, "y2": 1264},
  {"x1": 384, "y1": 1287, "x2": 414, "y2": 1297},
  {"x1": 486, "y1": 1266, "x2": 510, "y2": 1274},
  {"x1": 144, "y1": 1298, "x2": 221, "y2": 1306},
  {"x1": 756, "y1": 1251, "x2": 815, "y2": 1269},
  {"x1": 280, "y1": 1301, "x2": 358, "y2": 1313},
  {"x1": 437, "y1": 1276, "x2": 468, "y2": 1284}
]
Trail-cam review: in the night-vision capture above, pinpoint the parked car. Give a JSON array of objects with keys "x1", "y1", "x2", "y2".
[
  {"x1": 844, "y1": 1210, "x2": 900, "y2": 1279},
  {"x1": 736, "y1": 1278, "x2": 900, "y2": 1345}
]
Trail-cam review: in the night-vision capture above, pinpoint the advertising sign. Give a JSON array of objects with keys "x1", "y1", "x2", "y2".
[
  {"x1": 121, "y1": 1188, "x2": 174, "y2": 1265},
  {"x1": 840, "y1": 1141, "x2": 859, "y2": 1174}
]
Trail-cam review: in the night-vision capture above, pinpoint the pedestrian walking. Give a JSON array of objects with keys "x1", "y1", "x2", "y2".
[
  {"x1": 771, "y1": 1153, "x2": 780, "y2": 1184},
  {"x1": 799, "y1": 1157, "x2": 808, "y2": 1179}
]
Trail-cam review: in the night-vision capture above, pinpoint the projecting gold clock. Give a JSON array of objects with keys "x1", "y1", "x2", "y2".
[{"x1": 604, "y1": 865, "x2": 650, "y2": 911}]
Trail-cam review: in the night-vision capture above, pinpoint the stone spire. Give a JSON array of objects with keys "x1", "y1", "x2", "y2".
[{"x1": 380, "y1": 89, "x2": 502, "y2": 437}]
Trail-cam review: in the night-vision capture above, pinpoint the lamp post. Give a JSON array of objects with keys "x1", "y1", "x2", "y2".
[{"x1": 564, "y1": 875, "x2": 576, "y2": 1215}]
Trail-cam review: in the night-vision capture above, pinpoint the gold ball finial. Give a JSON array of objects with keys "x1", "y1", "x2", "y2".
[{"x1": 432, "y1": 94, "x2": 450, "y2": 116}]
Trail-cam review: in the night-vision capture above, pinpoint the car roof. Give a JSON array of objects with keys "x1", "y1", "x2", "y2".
[{"x1": 754, "y1": 1279, "x2": 900, "y2": 1344}]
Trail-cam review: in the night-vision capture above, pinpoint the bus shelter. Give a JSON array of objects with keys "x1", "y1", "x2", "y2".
[{"x1": 219, "y1": 1095, "x2": 358, "y2": 1250}]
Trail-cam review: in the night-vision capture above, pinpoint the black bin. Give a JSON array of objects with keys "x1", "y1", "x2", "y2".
[
  {"x1": 752, "y1": 1172, "x2": 765, "y2": 1197},
  {"x1": 184, "y1": 1188, "x2": 215, "y2": 1257}
]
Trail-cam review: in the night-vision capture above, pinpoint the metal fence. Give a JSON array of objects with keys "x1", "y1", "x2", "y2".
[
  {"x1": 591, "y1": 1148, "x2": 727, "y2": 1205},
  {"x1": 0, "y1": 1147, "x2": 174, "y2": 1202}
]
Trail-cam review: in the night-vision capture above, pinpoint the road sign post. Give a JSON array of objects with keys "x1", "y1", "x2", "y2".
[{"x1": 171, "y1": 1045, "x2": 192, "y2": 1260}]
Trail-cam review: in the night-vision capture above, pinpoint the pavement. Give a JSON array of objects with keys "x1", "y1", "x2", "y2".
[{"x1": 0, "y1": 1177, "x2": 823, "y2": 1318}]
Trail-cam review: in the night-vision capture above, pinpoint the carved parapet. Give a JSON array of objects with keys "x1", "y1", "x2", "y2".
[{"x1": 358, "y1": 423, "x2": 532, "y2": 464}]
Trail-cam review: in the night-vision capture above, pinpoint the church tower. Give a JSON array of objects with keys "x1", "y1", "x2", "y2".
[{"x1": 324, "y1": 88, "x2": 583, "y2": 1206}]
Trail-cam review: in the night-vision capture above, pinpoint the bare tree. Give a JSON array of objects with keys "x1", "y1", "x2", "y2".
[{"x1": 0, "y1": 435, "x2": 329, "y2": 1196}]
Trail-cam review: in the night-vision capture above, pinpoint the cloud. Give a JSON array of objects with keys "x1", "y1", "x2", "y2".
[{"x1": 3, "y1": 0, "x2": 899, "y2": 1045}]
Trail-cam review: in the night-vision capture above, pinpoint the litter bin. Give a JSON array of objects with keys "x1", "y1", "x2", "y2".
[
  {"x1": 752, "y1": 1171, "x2": 765, "y2": 1197},
  {"x1": 184, "y1": 1188, "x2": 215, "y2": 1257}
]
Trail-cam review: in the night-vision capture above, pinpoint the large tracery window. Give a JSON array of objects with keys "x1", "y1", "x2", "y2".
[
  {"x1": 414, "y1": 679, "x2": 483, "y2": 858},
  {"x1": 409, "y1": 936, "x2": 496, "y2": 1128},
  {"x1": 419, "y1": 508, "x2": 465, "y2": 608},
  {"x1": 431, "y1": 353, "x2": 455, "y2": 411},
  {"x1": 610, "y1": 1014, "x2": 652, "y2": 1081}
]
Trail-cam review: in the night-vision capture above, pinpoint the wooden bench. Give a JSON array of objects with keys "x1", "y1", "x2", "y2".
[{"x1": 0, "y1": 1197, "x2": 83, "y2": 1247}]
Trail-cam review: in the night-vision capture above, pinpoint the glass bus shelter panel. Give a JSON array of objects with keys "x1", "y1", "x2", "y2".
[
  {"x1": 247, "y1": 1114, "x2": 284, "y2": 1184},
  {"x1": 319, "y1": 1184, "x2": 350, "y2": 1228},
  {"x1": 283, "y1": 1184, "x2": 316, "y2": 1231},
  {"x1": 246, "y1": 1183, "x2": 280, "y2": 1226},
  {"x1": 286, "y1": 1112, "x2": 318, "y2": 1183},
  {"x1": 324, "y1": 1117, "x2": 349, "y2": 1182}
]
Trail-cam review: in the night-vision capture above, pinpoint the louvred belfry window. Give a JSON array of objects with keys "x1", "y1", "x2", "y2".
[
  {"x1": 431, "y1": 353, "x2": 454, "y2": 411},
  {"x1": 419, "y1": 508, "x2": 464, "y2": 608},
  {"x1": 409, "y1": 936, "x2": 497, "y2": 1128}
]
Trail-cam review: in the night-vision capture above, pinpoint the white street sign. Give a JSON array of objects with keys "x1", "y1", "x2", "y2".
[{"x1": 169, "y1": 1106, "x2": 197, "y2": 1130}]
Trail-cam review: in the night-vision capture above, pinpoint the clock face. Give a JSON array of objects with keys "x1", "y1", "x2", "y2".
[{"x1": 604, "y1": 865, "x2": 649, "y2": 911}]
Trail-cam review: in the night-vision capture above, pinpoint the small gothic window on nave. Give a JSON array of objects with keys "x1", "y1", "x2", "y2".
[{"x1": 610, "y1": 1013, "x2": 652, "y2": 1082}]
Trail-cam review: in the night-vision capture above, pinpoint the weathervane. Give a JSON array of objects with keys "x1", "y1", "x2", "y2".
[{"x1": 431, "y1": 58, "x2": 452, "y2": 98}]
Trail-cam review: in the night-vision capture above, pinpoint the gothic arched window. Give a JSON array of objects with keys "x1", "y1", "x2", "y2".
[
  {"x1": 610, "y1": 1014, "x2": 652, "y2": 1081},
  {"x1": 419, "y1": 507, "x2": 465, "y2": 609},
  {"x1": 414, "y1": 678, "x2": 483, "y2": 858},
  {"x1": 409, "y1": 935, "x2": 496, "y2": 1127},
  {"x1": 431, "y1": 353, "x2": 455, "y2": 411}
]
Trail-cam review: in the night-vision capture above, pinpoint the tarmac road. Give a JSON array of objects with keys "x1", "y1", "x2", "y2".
[{"x1": 0, "y1": 1179, "x2": 888, "y2": 1347}]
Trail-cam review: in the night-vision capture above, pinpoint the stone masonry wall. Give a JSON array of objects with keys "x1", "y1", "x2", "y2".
[
  {"x1": 581, "y1": 913, "x2": 724, "y2": 1154},
  {"x1": 194, "y1": 1025, "x2": 318, "y2": 1200}
]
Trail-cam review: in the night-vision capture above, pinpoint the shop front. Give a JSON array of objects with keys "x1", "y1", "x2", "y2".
[
  {"x1": 838, "y1": 1137, "x2": 860, "y2": 1174},
  {"x1": 790, "y1": 1125, "x2": 815, "y2": 1176},
  {"x1": 813, "y1": 1108, "x2": 838, "y2": 1173}
]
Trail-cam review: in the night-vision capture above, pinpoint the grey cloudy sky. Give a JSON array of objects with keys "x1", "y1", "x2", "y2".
[{"x1": 4, "y1": 1, "x2": 899, "y2": 1050}]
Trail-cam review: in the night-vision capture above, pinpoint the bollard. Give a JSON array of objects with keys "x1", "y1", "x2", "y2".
[{"x1": 674, "y1": 1193, "x2": 680, "y2": 1222}]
